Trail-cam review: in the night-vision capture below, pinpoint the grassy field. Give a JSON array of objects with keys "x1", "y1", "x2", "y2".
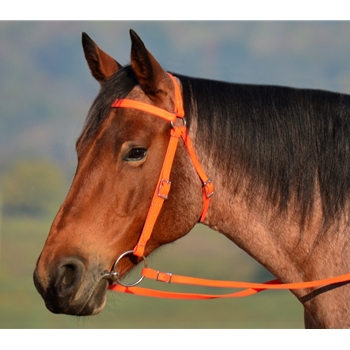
[{"x1": 0, "y1": 215, "x2": 304, "y2": 329}]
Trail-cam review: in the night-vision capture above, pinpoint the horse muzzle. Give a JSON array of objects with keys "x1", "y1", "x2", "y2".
[{"x1": 33, "y1": 256, "x2": 109, "y2": 316}]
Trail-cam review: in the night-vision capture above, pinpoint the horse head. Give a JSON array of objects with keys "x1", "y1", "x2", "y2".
[{"x1": 33, "y1": 30, "x2": 202, "y2": 315}]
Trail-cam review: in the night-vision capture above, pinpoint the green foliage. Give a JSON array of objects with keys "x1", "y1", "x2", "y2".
[{"x1": 1, "y1": 158, "x2": 68, "y2": 217}]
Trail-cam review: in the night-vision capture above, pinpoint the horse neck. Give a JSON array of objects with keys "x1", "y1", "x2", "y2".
[
  {"x1": 184, "y1": 76, "x2": 350, "y2": 291},
  {"x1": 181, "y1": 75, "x2": 350, "y2": 328}
]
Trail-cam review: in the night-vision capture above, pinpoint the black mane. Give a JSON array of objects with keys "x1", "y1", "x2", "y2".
[
  {"x1": 178, "y1": 74, "x2": 350, "y2": 226},
  {"x1": 79, "y1": 66, "x2": 350, "y2": 227}
]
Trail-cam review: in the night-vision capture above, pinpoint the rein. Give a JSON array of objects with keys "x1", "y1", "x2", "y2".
[{"x1": 105, "y1": 73, "x2": 350, "y2": 299}]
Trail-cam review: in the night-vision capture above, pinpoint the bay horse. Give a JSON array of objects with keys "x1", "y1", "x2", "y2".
[{"x1": 34, "y1": 30, "x2": 350, "y2": 328}]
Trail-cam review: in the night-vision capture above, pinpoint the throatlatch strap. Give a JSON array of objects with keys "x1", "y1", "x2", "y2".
[{"x1": 181, "y1": 130, "x2": 214, "y2": 221}]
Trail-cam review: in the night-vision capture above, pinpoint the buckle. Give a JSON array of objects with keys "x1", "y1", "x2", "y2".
[
  {"x1": 156, "y1": 271, "x2": 173, "y2": 283},
  {"x1": 203, "y1": 178, "x2": 214, "y2": 198},
  {"x1": 158, "y1": 179, "x2": 171, "y2": 199}
]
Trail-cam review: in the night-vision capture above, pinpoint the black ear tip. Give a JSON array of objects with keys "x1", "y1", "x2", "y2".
[
  {"x1": 129, "y1": 29, "x2": 141, "y2": 42},
  {"x1": 82, "y1": 32, "x2": 93, "y2": 45}
]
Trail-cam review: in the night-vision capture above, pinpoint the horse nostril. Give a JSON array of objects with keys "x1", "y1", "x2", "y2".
[
  {"x1": 54, "y1": 257, "x2": 85, "y2": 298},
  {"x1": 61, "y1": 264, "x2": 76, "y2": 287}
]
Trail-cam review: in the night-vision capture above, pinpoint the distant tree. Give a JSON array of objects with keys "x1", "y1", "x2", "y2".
[{"x1": 1, "y1": 158, "x2": 68, "y2": 217}]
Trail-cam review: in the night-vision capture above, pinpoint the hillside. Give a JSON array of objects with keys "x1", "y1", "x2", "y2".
[{"x1": 2, "y1": 21, "x2": 350, "y2": 170}]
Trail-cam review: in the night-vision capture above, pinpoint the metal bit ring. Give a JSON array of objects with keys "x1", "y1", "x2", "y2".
[{"x1": 104, "y1": 250, "x2": 148, "y2": 287}]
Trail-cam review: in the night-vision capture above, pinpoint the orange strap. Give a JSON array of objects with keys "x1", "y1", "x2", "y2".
[
  {"x1": 182, "y1": 130, "x2": 214, "y2": 220},
  {"x1": 133, "y1": 125, "x2": 183, "y2": 256},
  {"x1": 112, "y1": 99, "x2": 177, "y2": 123},
  {"x1": 112, "y1": 73, "x2": 213, "y2": 257},
  {"x1": 109, "y1": 268, "x2": 350, "y2": 299},
  {"x1": 109, "y1": 282, "x2": 273, "y2": 299}
]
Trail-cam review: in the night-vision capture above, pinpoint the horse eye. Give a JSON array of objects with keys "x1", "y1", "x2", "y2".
[{"x1": 125, "y1": 148, "x2": 148, "y2": 161}]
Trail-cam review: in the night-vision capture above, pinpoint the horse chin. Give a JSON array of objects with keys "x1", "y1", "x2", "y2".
[
  {"x1": 44, "y1": 278, "x2": 109, "y2": 316},
  {"x1": 75, "y1": 278, "x2": 109, "y2": 316}
]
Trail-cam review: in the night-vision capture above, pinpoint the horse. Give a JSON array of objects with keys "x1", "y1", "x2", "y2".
[{"x1": 33, "y1": 29, "x2": 350, "y2": 328}]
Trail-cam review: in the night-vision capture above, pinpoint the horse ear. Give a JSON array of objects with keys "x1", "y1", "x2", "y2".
[
  {"x1": 82, "y1": 32, "x2": 122, "y2": 85},
  {"x1": 129, "y1": 29, "x2": 172, "y2": 101}
]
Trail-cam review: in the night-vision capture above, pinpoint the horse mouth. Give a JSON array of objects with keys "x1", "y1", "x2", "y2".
[{"x1": 41, "y1": 276, "x2": 109, "y2": 316}]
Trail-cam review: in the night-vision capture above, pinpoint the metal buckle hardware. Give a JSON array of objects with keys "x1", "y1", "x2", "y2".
[
  {"x1": 203, "y1": 178, "x2": 214, "y2": 198},
  {"x1": 158, "y1": 179, "x2": 171, "y2": 199},
  {"x1": 156, "y1": 271, "x2": 173, "y2": 283}
]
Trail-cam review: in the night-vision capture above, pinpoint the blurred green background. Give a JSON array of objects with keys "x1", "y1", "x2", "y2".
[{"x1": 2, "y1": 21, "x2": 350, "y2": 329}]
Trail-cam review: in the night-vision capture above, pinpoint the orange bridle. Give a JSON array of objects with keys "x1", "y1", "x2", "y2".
[
  {"x1": 106, "y1": 73, "x2": 350, "y2": 300},
  {"x1": 111, "y1": 73, "x2": 214, "y2": 258}
]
